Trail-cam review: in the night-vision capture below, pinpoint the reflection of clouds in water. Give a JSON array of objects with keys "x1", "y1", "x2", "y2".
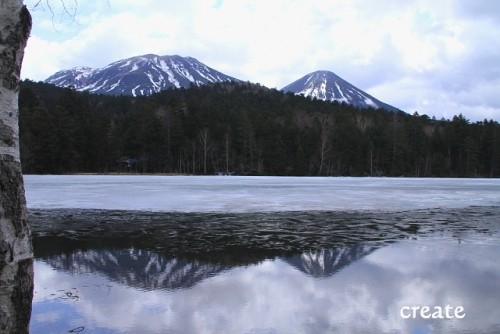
[
  {"x1": 366, "y1": 242, "x2": 500, "y2": 333},
  {"x1": 34, "y1": 262, "x2": 177, "y2": 332},
  {"x1": 32, "y1": 240, "x2": 500, "y2": 334},
  {"x1": 33, "y1": 311, "x2": 60, "y2": 324}
]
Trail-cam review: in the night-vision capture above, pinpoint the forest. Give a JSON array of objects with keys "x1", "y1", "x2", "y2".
[{"x1": 19, "y1": 80, "x2": 500, "y2": 177}]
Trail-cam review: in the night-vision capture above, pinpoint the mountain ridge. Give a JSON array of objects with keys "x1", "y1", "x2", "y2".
[
  {"x1": 45, "y1": 54, "x2": 240, "y2": 96},
  {"x1": 45, "y1": 54, "x2": 399, "y2": 111}
]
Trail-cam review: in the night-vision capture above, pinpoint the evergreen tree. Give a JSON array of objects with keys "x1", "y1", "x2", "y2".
[{"x1": 18, "y1": 80, "x2": 500, "y2": 178}]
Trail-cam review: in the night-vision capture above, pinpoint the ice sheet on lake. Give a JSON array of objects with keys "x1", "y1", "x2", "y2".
[{"x1": 24, "y1": 175, "x2": 500, "y2": 213}]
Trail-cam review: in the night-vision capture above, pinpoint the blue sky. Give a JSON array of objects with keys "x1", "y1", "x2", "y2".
[{"x1": 23, "y1": 0, "x2": 500, "y2": 121}]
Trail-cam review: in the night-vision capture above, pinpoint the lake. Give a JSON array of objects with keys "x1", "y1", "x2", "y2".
[{"x1": 25, "y1": 175, "x2": 500, "y2": 333}]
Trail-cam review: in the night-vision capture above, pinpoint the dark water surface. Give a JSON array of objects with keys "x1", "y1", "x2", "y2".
[{"x1": 29, "y1": 207, "x2": 500, "y2": 334}]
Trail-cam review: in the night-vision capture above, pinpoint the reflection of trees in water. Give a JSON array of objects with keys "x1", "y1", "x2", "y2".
[
  {"x1": 31, "y1": 206, "x2": 500, "y2": 290},
  {"x1": 29, "y1": 209, "x2": 413, "y2": 256},
  {"x1": 30, "y1": 207, "x2": 499, "y2": 255}
]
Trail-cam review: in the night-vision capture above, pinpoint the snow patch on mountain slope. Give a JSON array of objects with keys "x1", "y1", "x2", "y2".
[{"x1": 282, "y1": 71, "x2": 399, "y2": 112}]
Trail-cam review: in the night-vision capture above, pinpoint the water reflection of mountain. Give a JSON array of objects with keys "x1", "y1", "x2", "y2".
[
  {"x1": 38, "y1": 247, "x2": 226, "y2": 290},
  {"x1": 285, "y1": 245, "x2": 378, "y2": 277},
  {"x1": 35, "y1": 241, "x2": 379, "y2": 290}
]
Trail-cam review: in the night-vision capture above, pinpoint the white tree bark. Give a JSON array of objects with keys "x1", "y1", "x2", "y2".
[{"x1": 0, "y1": 0, "x2": 33, "y2": 333}]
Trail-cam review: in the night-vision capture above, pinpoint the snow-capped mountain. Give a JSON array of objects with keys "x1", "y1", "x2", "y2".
[
  {"x1": 45, "y1": 54, "x2": 239, "y2": 96},
  {"x1": 282, "y1": 70, "x2": 399, "y2": 112}
]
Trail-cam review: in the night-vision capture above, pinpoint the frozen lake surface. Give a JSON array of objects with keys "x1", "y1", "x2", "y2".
[
  {"x1": 25, "y1": 175, "x2": 500, "y2": 333},
  {"x1": 24, "y1": 175, "x2": 500, "y2": 212}
]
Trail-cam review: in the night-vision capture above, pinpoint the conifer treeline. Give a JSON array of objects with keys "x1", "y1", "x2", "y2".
[{"x1": 19, "y1": 80, "x2": 500, "y2": 177}]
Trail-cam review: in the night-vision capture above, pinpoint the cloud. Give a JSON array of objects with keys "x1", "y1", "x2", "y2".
[
  {"x1": 22, "y1": 0, "x2": 500, "y2": 121},
  {"x1": 453, "y1": 0, "x2": 500, "y2": 23}
]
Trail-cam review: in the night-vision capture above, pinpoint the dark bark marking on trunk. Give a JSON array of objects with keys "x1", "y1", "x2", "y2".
[{"x1": 0, "y1": 119, "x2": 15, "y2": 146}]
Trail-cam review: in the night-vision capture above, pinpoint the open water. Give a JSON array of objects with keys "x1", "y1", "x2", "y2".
[{"x1": 24, "y1": 175, "x2": 500, "y2": 333}]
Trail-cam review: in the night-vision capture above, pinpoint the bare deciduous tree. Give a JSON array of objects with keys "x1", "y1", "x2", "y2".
[
  {"x1": 317, "y1": 114, "x2": 333, "y2": 176},
  {"x1": 198, "y1": 128, "x2": 210, "y2": 174},
  {"x1": 355, "y1": 114, "x2": 372, "y2": 133}
]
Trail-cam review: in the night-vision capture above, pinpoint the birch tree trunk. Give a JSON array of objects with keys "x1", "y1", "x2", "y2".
[{"x1": 0, "y1": 1, "x2": 33, "y2": 333}]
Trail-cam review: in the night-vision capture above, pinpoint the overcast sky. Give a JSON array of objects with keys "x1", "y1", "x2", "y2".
[{"x1": 22, "y1": 0, "x2": 500, "y2": 121}]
